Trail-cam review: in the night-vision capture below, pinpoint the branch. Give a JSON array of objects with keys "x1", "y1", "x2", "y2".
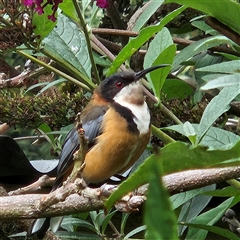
[
  {"x1": 163, "y1": 166, "x2": 240, "y2": 194},
  {"x1": 1, "y1": 166, "x2": 240, "y2": 220},
  {"x1": 91, "y1": 28, "x2": 240, "y2": 58},
  {"x1": 205, "y1": 16, "x2": 240, "y2": 46}
]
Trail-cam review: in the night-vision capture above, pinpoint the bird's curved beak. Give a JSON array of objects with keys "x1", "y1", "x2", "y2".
[
  {"x1": 134, "y1": 64, "x2": 171, "y2": 80},
  {"x1": 134, "y1": 64, "x2": 171, "y2": 103}
]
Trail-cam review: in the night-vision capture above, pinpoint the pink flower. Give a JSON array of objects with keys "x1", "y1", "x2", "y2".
[
  {"x1": 96, "y1": 0, "x2": 108, "y2": 8},
  {"x1": 22, "y1": 0, "x2": 63, "y2": 22},
  {"x1": 22, "y1": 0, "x2": 108, "y2": 22}
]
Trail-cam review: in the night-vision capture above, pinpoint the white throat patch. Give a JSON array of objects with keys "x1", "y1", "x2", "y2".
[{"x1": 113, "y1": 83, "x2": 150, "y2": 135}]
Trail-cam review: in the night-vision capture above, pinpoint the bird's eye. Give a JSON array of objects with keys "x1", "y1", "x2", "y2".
[{"x1": 116, "y1": 81, "x2": 123, "y2": 88}]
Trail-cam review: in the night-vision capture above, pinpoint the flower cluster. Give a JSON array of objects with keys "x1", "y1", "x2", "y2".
[
  {"x1": 22, "y1": 0, "x2": 63, "y2": 22},
  {"x1": 22, "y1": 0, "x2": 109, "y2": 22},
  {"x1": 96, "y1": 0, "x2": 108, "y2": 8}
]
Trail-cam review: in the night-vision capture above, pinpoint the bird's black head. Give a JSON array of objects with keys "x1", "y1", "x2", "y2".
[{"x1": 97, "y1": 64, "x2": 169, "y2": 102}]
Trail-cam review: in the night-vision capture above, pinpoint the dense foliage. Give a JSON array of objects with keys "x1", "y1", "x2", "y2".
[{"x1": 1, "y1": 0, "x2": 240, "y2": 239}]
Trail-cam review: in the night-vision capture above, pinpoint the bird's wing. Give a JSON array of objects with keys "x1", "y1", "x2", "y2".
[{"x1": 52, "y1": 105, "x2": 108, "y2": 190}]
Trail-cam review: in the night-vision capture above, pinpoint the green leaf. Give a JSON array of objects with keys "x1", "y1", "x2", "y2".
[
  {"x1": 194, "y1": 53, "x2": 224, "y2": 87},
  {"x1": 178, "y1": 190, "x2": 214, "y2": 235},
  {"x1": 198, "y1": 85, "x2": 240, "y2": 142},
  {"x1": 144, "y1": 27, "x2": 173, "y2": 68},
  {"x1": 37, "y1": 123, "x2": 54, "y2": 145},
  {"x1": 171, "y1": 185, "x2": 216, "y2": 210},
  {"x1": 147, "y1": 45, "x2": 174, "y2": 100},
  {"x1": 204, "y1": 186, "x2": 240, "y2": 197},
  {"x1": 182, "y1": 223, "x2": 240, "y2": 240},
  {"x1": 25, "y1": 82, "x2": 50, "y2": 94},
  {"x1": 191, "y1": 20, "x2": 216, "y2": 35},
  {"x1": 185, "y1": 196, "x2": 240, "y2": 239},
  {"x1": 42, "y1": 14, "x2": 91, "y2": 79},
  {"x1": 165, "y1": 0, "x2": 240, "y2": 35},
  {"x1": 163, "y1": 124, "x2": 240, "y2": 148},
  {"x1": 143, "y1": 28, "x2": 175, "y2": 100},
  {"x1": 106, "y1": 140, "x2": 240, "y2": 211},
  {"x1": 37, "y1": 79, "x2": 66, "y2": 96},
  {"x1": 107, "y1": 6, "x2": 186, "y2": 75},
  {"x1": 32, "y1": 4, "x2": 57, "y2": 41},
  {"x1": 61, "y1": 216, "x2": 97, "y2": 233},
  {"x1": 197, "y1": 60, "x2": 240, "y2": 74},
  {"x1": 132, "y1": 1, "x2": 164, "y2": 31},
  {"x1": 101, "y1": 210, "x2": 117, "y2": 234},
  {"x1": 59, "y1": 0, "x2": 78, "y2": 21},
  {"x1": 183, "y1": 121, "x2": 197, "y2": 145},
  {"x1": 105, "y1": 154, "x2": 160, "y2": 212},
  {"x1": 172, "y1": 36, "x2": 231, "y2": 71},
  {"x1": 56, "y1": 231, "x2": 101, "y2": 239},
  {"x1": 161, "y1": 141, "x2": 240, "y2": 175},
  {"x1": 144, "y1": 160, "x2": 178, "y2": 240},
  {"x1": 123, "y1": 225, "x2": 146, "y2": 240},
  {"x1": 162, "y1": 79, "x2": 194, "y2": 100},
  {"x1": 201, "y1": 73, "x2": 240, "y2": 90}
]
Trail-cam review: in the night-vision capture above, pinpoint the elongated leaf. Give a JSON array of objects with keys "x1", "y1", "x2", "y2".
[
  {"x1": 165, "y1": 0, "x2": 240, "y2": 35},
  {"x1": 185, "y1": 196, "x2": 240, "y2": 239},
  {"x1": 107, "y1": 6, "x2": 186, "y2": 75},
  {"x1": 183, "y1": 121, "x2": 196, "y2": 145},
  {"x1": 56, "y1": 231, "x2": 101, "y2": 239},
  {"x1": 144, "y1": 27, "x2": 173, "y2": 68},
  {"x1": 171, "y1": 185, "x2": 215, "y2": 210},
  {"x1": 172, "y1": 36, "x2": 231, "y2": 71},
  {"x1": 43, "y1": 14, "x2": 91, "y2": 78},
  {"x1": 146, "y1": 45, "x2": 174, "y2": 100},
  {"x1": 61, "y1": 217, "x2": 96, "y2": 233},
  {"x1": 194, "y1": 53, "x2": 224, "y2": 87},
  {"x1": 144, "y1": 28, "x2": 175, "y2": 100},
  {"x1": 204, "y1": 186, "x2": 240, "y2": 197},
  {"x1": 145, "y1": 160, "x2": 178, "y2": 240},
  {"x1": 198, "y1": 84, "x2": 240, "y2": 141},
  {"x1": 160, "y1": 141, "x2": 240, "y2": 175},
  {"x1": 37, "y1": 79, "x2": 66, "y2": 96},
  {"x1": 178, "y1": 190, "x2": 214, "y2": 235},
  {"x1": 38, "y1": 123, "x2": 54, "y2": 145},
  {"x1": 25, "y1": 82, "x2": 50, "y2": 94},
  {"x1": 191, "y1": 20, "x2": 216, "y2": 35},
  {"x1": 201, "y1": 73, "x2": 240, "y2": 90},
  {"x1": 132, "y1": 0, "x2": 164, "y2": 31},
  {"x1": 163, "y1": 124, "x2": 240, "y2": 148},
  {"x1": 123, "y1": 225, "x2": 146, "y2": 240},
  {"x1": 101, "y1": 210, "x2": 117, "y2": 234},
  {"x1": 182, "y1": 223, "x2": 240, "y2": 240},
  {"x1": 198, "y1": 60, "x2": 240, "y2": 74}
]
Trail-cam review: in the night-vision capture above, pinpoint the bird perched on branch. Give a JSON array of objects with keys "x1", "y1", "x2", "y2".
[{"x1": 27, "y1": 65, "x2": 168, "y2": 239}]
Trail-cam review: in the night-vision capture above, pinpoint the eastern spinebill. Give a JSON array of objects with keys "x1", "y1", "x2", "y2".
[{"x1": 27, "y1": 64, "x2": 169, "y2": 239}]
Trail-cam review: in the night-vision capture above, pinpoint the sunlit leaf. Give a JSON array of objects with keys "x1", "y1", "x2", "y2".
[
  {"x1": 132, "y1": 1, "x2": 164, "y2": 31},
  {"x1": 165, "y1": 0, "x2": 240, "y2": 35},
  {"x1": 107, "y1": 6, "x2": 186, "y2": 75}
]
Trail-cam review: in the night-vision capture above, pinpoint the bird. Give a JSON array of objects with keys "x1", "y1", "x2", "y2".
[{"x1": 27, "y1": 64, "x2": 168, "y2": 239}]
